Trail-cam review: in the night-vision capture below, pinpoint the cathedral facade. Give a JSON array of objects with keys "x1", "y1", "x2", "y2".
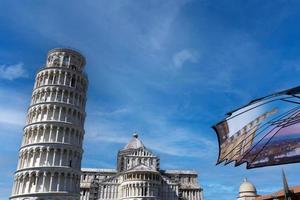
[{"x1": 80, "y1": 134, "x2": 204, "y2": 200}]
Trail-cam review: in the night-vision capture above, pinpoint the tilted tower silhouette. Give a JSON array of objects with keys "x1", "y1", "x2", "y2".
[{"x1": 10, "y1": 48, "x2": 88, "y2": 199}]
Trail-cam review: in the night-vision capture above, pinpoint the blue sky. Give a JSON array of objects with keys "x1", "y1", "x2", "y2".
[{"x1": 1, "y1": 0, "x2": 300, "y2": 199}]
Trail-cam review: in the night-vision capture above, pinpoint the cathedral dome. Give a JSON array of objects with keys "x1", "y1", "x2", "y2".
[
  {"x1": 123, "y1": 133, "x2": 145, "y2": 150},
  {"x1": 238, "y1": 178, "x2": 257, "y2": 198}
]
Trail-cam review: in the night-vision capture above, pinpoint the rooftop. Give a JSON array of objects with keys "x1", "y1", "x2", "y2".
[
  {"x1": 123, "y1": 133, "x2": 145, "y2": 150},
  {"x1": 255, "y1": 186, "x2": 300, "y2": 200},
  {"x1": 81, "y1": 168, "x2": 117, "y2": 173},
  {"x1": 161, "y1": 169, "x2": 198, "y2": 175}
]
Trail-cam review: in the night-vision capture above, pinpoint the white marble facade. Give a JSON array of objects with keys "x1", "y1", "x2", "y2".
[
  {"x1": 10, "y1": 48, "x2": 88, "y2": 200},
  {"x1": 10, "y1": 48, "x2": 203, "y2": 200},
  {"x1": 80, "y1": 134, "x2": 204, "y2": 200},
  {"x1": 237, "y1": 178, "x2": 257, "y2": 200}
]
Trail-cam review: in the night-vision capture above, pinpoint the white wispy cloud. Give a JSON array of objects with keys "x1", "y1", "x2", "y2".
[
  {"x1": 146, "y1": 128, "x2": 215, "y2": 158},
  {"x1": 0, "y1": 87, "x2": 29, "y2": 126},
  {"x1": 87, "y1": 126, "x2": 214, "y2": 158},
  {"x1": 5, "y1": 0, "x2": 190, "y2": 55},
  {"x1": 0, "y1": 107, "x2": 25, "y2": 126},
  {"x1": 85, "y1": 107, "x2": 216, "y2": 159},
  {"x1": 173, "y1": 49, "x2": 200, "y2": 69},
  {"x1": 93, "y1": 107, "x2": 131, "y2": 118},
  {"x1": 2, "y1": 2, "x2": 300, "y2": 200},
  {"x1": 205, "y1": 183, "x2": 235, "y2": 193},
  {"x1": 0, "y1": 63, "x2": 27, "y2": 80}
]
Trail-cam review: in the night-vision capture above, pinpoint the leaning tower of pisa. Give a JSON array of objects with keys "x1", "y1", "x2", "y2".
[{"x1": 10, "y1": 48, "x2": 88, "y2": 200}]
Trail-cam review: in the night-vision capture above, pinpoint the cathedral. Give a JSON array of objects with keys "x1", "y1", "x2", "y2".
[
  {"x1": 9, "y1": 48, "x2": 203, "y2": 200},
  {"x1": 237, "y1": 178, "x2": 258, "y2": 200},
  {"x1": 236, "y1": 171, "x2": 300, "y2": 200},
  {"x1": 80, "y1": 134, "x2": 204, "y2": 200}
]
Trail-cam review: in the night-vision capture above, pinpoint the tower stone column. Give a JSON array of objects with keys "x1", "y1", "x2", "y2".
[{"x1": 10, "y1": 48, "x2": 88, "y2": 200}]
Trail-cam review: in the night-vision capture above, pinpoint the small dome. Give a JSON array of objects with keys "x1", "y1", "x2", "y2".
[
  {"x1": 239, "y1": 178, "x2": 257, "y2": 197},
  {"x1": 123, "y1": 133, "x2": 145, "y2": 150}
]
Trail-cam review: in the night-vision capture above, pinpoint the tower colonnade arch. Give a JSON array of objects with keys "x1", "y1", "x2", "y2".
[
  {"x1": 22, "y1": 123, "x2": 84, "y2": 147},
  {"x1": 120, "y1": 171, "x2": 161, "y2": 199},
  {"x1": 34, "y1": 67, "x2": 87, "y2": 92},
  {"x1": 31, "y1": 85, "x2": 86, "y2": 109},
  {"x1": 16, "y1": 145, "x2": 82, "y2": 170},
  {"x1": 26, "y1": 103, "x2": 85, "y2": 126},
  {"x1": 12, "y1": 170, "x2": 81, "y2": 197}
]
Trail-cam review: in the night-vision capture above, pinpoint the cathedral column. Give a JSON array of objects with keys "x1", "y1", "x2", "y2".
[
  {"x1": 49, "y1": 173, "x2": 54, "y2": 191},
  {"x1": 77, "y1": 131, "x2": 80, "y2": 146},
  {"x1": 49, "y1": 88, "x2": 54, "y2": 101},
  {"x1": 45, "y1": 106, "x2": 50, "y2": 121},
  {"x1": 55, "y1": 88, "x2": 59, "y2": 101},
  {"x1": 58, "y1": 72, "x2": 62, "y2": 85},
  {"x1": 134, "y1": 184, "x2": 137, "y2": 196},
  {"x1": 27, "y1": 175, "x2": 32, "y2": 193},
  {"x1": 11, "y1": 178, "x2": 16, "y2": 195},
  {"x1": 57, "y1": 173, "x2": 61, "y2": 191},
  {"x1": 41, "y1": 172, "x2": 46, "y2": 192},
  {"x1": 101, "y1": 186, "x2": 104, "y2": 199},
  {"x1": 19, "y1": 177, "x2": 24, "y2": 194},
  {"x1": 61, "y1": 90, "x2": 65, "y2": 103},
  {"x1": 195, "y1": 191, "x2": 198, "y2": 200},
  {"x1": 63, "y1": 174, "x2": 67, "y2": 191},
  {"x1": 34, "y1": 174, "x2": 39, "y2": 192},
  {"x1": 108, "y1": 185, "x2": 111, "y2": 199},
  {"x1": 16, "y1": 178, "x2": 21, "y2": 194},
  {"x1": 63, "y1": 72, "x2": 67, "y2": 85},
  {"x1": 58, "y1": 107, "x2": 63, "y2": 120},
  {"x1": 129, "y1": 185, "x2": 131, "y2": 197},
  {"x1": 68, "y1": 129, "x2": 72, "y2": 144},
  {"x1": 34, "y1": 127, "x2": 39, "y2": 143},
  {"x1": 23, "y1": 151, "x2": 28, "y2": 168},
  {"x1": 53, "y1": 106, "x2": 57, "y2": 121},
  {"x1": 49, "y1": 125, "x2": 53, "y2": 142},
  {"x1": 62, "y1": 127, "x2": 66, "y2": 143},
  {"x1": 52, "y1": 149, "x2": 57, "y2": 165},
  {"x1": 15, "y1": 178, "x2": 20, "y2": 194},
  {"x1": 138, "y1": 183, "x2": 141, "y2": 196},
  {"x1": 37, "y1": 148, "x2": 42, "y2": 166},
  {"x1": 59, "y1": 149, "x2": 64, "y2": 166},
  {"x1": 45, "y1": 147, "x2": 50, "y2": 166},
  {"x1": 31, "y1": 149, "x2": 36, "y2": 167},
  {"x1": 17, "y1": 177, "x2": 22, "y2": 194},
  {"x1": 55, "y1": 127, "x2": 59, "y2": 142},
  {"x1": 21, "y1": 154, "x2": 25, "y2": 169},
  {"x1": 69, "y1": 174, "x2": 73, "y2": 192},
  {"x1": 67, "y1": 90, "x2": 70, "y2": 103},
  {"x1": 196, "y1": 191, "x2": 200, "y2": 200},
  {"x1": 66, "y1": 149, "x2": 70, "y2": 166},
  {"x1": 42, "y1": 126, "x2": 46, "y2": 142},
  {"x1": 127, "y1": 185, "x2": 129, "y2": 197},
  {"x1": 20, "y1": 177, "x2": 24, "y2": 194},
  {"x1": 73, "y1": 76, "x2": 77, "y2": 88}
]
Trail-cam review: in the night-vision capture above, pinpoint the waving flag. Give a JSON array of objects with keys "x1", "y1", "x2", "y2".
[{"x1": 213, "y1": 86, "x2": 300, "y2": 169}]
